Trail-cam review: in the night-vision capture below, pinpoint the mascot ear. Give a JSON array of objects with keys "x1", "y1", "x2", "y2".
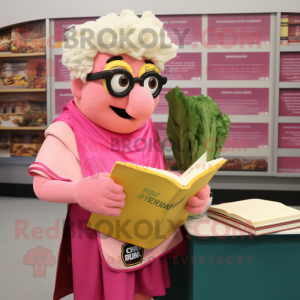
[{"x1": 71, "y1": 79, "x2": 83, "y2": 100}]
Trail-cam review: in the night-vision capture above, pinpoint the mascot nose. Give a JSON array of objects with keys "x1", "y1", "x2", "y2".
[{"x1": 126, "y1": 84, "x2": 155, "y2": 118}]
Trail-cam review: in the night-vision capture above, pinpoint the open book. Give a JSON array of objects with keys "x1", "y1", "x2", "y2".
[
  {"x1": 88, "y1": 152, "x2": 226, "y2": 249},
  {"x1": 208, "y1": 199, "x2": 300, "y2": 235}
]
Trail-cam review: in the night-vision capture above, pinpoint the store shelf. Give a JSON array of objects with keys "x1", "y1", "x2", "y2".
[
  {"x1": 0, "y1": 52, "x2": 46, "y2": 58},
  {"x1": 280, "y1": 46, "x2": 300, "y2": 52},
  {"x1": 0, "y1": 127, "x2": 46, "y2": 130},
  {"x1": 0, "y1": 156, "x2": 35, "y2": 165},
  {"x1": 276, "y1": 173, "x2": 300, "y2": 177},
  {"x1": 279, "y1": 82, "x2": 300, "y2": 88},
  {"x1": 278, "y1": 117, "x2": 300, "y2": 123},
  {"x1": 277, "y1": 149, "x2": 300, "y2": 156},
  {"x1": 0, "y1": 88, "x2": 46, "y2": 93},
  {"x1": 215, "y1": 171, "x2": 276, "y2": 177}
]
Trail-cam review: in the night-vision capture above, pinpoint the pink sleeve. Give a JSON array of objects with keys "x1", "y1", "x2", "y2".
[
  {"x1": 33, "y1": 175, "x2": 77, "y2": 203},
  {"x1": 28, "y1": 121, "x2": 83, "y2": 182}
]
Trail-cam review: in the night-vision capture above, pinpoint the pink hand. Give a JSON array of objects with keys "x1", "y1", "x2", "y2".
[
  {"x1": 75, "y1": 173, "x2": 126, "y2": 216},
  {"x1": 185, "y1": 185, "x2": 210, "y2": 214}
]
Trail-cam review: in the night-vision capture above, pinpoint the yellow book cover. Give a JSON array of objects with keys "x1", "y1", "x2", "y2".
[{"x1": 87, "y1": 153, "x2": 226, "y2": 249}]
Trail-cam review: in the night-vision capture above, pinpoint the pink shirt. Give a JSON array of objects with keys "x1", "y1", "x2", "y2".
[{"x1": 54, "y1": 100, "x2": 166, "y2": 176}]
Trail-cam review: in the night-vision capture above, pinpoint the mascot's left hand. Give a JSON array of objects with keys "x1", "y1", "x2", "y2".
[{"x1": 185, "y1": 185, "x2": 210, "y2": 214}]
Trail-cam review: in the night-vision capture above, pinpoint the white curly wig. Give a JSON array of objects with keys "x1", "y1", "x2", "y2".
[{"x1": 62, "y1": 10, "x2": 178, "y2": 82}]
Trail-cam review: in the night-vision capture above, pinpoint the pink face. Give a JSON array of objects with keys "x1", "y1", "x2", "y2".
[{"x1": 71, "y1": 53, "x2": 161, "y2": 133}]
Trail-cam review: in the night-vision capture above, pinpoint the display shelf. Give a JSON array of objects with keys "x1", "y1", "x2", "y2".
[
  {"x1": 0, "y1": 88, "x2": 47, "y2": 93},
  {"x1": 0, "y1": 52, "x2": 46, "y2": 58},
  {"x1": 215, "y1": 171, "x2": 275, "y2": 177},
  {"x1": 0, "y1": 156, "x2": 35, "y2": 165},
  {"x1": 276, "y1": 173, "x2": 300, "y2": 177},
  {"x1": 0, "y1": 13, "x2": 299, "y2": 185},
  {"x1": 279, "y1": 82, "x2": 300, "y2": 88},
  {"x1": 280, "y1": 46, "x2": 300, "y2": 52},
  {"x1": 277, "y1": 149, "x2": 300, "y2": 156},
  {"x1": 278, "y1": 117, "x2": 300, "y2": 123},
  {"x1": 0, "y1": 127, "x2": 46, "y2": 130},
  {"x1": 0, "y1": 20, "x2": 48, "y2": 177}
]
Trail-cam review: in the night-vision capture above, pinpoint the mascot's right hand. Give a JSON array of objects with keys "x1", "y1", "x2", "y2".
[{"x1": 75, "y1": 173, "x2": 126, "y2": 216}]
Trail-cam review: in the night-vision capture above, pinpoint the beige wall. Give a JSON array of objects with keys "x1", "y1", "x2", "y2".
[{"x1": 0, "y1": 0, "x2": 300, "y2": 28}]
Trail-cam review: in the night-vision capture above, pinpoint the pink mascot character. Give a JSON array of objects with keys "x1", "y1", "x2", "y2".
[{"x1": 29, "y1": 10, "x2": 210, "y2": 300}]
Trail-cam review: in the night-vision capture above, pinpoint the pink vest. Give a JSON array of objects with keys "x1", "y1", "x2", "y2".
[
  {"x1": 54, "y1": 100, "x2": 166, "y2": 175},
  {"x1": 29, "y1": 100, "x2": 183, "y2": 272}
]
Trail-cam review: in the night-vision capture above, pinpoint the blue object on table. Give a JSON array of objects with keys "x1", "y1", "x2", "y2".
[{"x1": 154, "y1": 213, "x2": 300, "y2": 300}]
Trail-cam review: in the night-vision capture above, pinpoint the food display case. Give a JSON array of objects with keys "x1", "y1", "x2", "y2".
[
  {"x1": 0, "y1": 20, "x2": 47, "y2": 161},
  {"x1": 0, "y1": 12, "x2": 299, "y2": 185},
  {"x1": 49, "y1": 13, "x2": 300, "y2": 178}
]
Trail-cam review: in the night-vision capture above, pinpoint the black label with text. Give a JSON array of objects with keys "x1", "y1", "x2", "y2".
[{"x1": 121, "y1": 243, "x2": 144, "y2": 267}]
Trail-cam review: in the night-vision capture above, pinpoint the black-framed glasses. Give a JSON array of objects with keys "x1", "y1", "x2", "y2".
[{"x1": 86, "y1": 68, "x2": 167, "y2": 98}]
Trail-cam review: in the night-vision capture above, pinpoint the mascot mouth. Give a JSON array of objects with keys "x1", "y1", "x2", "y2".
[{"x1": 110, "y1": 106, "x2": 133, "y2": 119}]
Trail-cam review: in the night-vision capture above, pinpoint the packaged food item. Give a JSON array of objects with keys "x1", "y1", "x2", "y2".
[
  {"x1": 1, "y1": 61, "x2": 29, "y2": 89},
  {"x1": 11, "y1": 21, "x2": 46, "y2": 53},
  {"x1": 288, "y1": 24, "x2": 300, "y2": 45},
  {"x1": 0, "y1": 93, "x2": 47, "y2": 127},
  {"x1": 26, "y1": 58, "x2": 47, "y2": 88},
  {"x1": 10, "y1": 132, "x2": 42, "y2": 156},
  {"x1": 220, "y1": 157, "x2": 268, "y2": 171},
  {"x1": 15, "y1": 101, "x2": 47, "y2": 126},
  {"x1": 1, "y1": 115, "x2": 10, "y2": 121},
  {"x1": 1, "y1": 59, "x2": 47, "y2": 89},
  {"x1": 34, "y1": 76, "x2": 47, "y2": 88},
  {"x1": 11, "y1": 143, "x2": 37, "y2": 156},
  {"x1": 0, "y1": 28, "x2": 12, "y2": 52}
]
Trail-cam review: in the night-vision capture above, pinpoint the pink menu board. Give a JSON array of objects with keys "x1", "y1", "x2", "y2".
[
  {"x1": 163, "y1": 53, "x2": 201, "y2": 80},
  {"x1": 208, "y1": 14, "x2": 270, "y2": 46},
  {"x1": 154, "y1": 88, "x2": 202, "y2": 114},
  {"x1": 280, "y1": 53, "x2": 300, "y2": 82},
  {"x1": 224, "y1": 123, "x2": 269, "y2": 150},
  {"x1": 279, "y1": 89, "x2": 300, "y2": 116},
  {"x1": 55, "y1": 55, "x2": 70, "y2": 82},
  {"x1": 278, "y1": 157, "x2": 300, "y2": 173},
  {"x1": 54, "y1": 17, "x2": 97, "y2": 48},
  {"x1": 207, "y1": 52, "x2": 269, "y2": 80},
  {"x1": 158, "y1": 15, "x2": 202, "y2": 46},
  {"x1": 55, "y1": 89, "x2": 73, "y2": 114},
  {"x1": 207, "y1": 88, "x2": 269, "y2": 115},
  {"x1": 154, "y1": 122, "x2": 171, "y2": 149},
  {"x1": 278, "y1": 123, "x2": 300, "y2": 149}
]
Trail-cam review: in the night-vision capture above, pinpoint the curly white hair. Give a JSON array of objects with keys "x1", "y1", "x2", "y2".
[{"x1": 62, "y1": 10, "x2": 178, "y2": 82}]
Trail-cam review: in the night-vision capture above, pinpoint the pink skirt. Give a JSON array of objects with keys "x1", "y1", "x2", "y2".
[{"x1": 66, "y1": 204, "x2": 185, "y2": 300}]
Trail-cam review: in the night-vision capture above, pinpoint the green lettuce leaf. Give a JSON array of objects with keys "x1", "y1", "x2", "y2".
[
  {"x1": 166, "y1": 87, "x2": 230, "y2": 171},
  {"x1": 165, "y1": 87, "x2": 194, "y2": 171}
]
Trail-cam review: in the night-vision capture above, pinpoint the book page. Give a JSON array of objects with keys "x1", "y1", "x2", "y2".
[
  {"x1": 181, "y1": 157, "x2": 224, "y2": 186},
  {"x1": 125, "y1": 163, "x2": 183, "y2": 184},
  {"x1": 210, "y1": 199, "x2": 300, "y2": 225},
  {"x1": 180, "y1": 152, "x2": 207, "y2": 179},
  {"x1": 126, "y1": 153, "x2": 224, "y2": 187}
]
